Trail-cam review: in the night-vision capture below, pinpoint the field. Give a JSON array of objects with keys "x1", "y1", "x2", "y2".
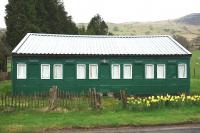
[{"x1": 0, "y1": 51, "x2": 200, "y2": 133}]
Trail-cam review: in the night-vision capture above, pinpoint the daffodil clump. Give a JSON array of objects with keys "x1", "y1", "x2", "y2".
[{"x1": 127, "y1": 94, "x2": 200, "y2": 111}]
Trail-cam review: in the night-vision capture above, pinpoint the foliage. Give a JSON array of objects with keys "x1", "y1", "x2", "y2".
[
  {"x1": 127, "y1": 94, "x2": 200, "y2": 111},
  {"x1": 173, "y1": 35, "x2": 190, "y2": 50},
  {"x1": 0, "y1": 34, "x2": 10, "y2": 71},
  {"x1": 86, "y1": 14, "x2": 109, "y2": 35},
  {"x1": 78, "y1": 25, "x2": 86, "y2": 35},
  {"x1": 5, "y1": 0, "x2": 78, "y2": 48},
  {"x1": 0, "y1": 80, "x2": 11, "y2": 95}
]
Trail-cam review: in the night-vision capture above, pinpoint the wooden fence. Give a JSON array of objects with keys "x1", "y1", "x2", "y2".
[{"x1": 0, "y1": 88, "x2": 128, "y2": 111}]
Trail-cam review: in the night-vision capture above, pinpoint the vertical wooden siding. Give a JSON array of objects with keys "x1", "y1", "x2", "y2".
[{"x1": 12, "y1": 55, "x2": 191, "y2": 95}]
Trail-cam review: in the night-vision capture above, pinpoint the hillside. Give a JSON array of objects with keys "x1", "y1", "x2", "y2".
[
  {"x1": 176, "y1": 13, "x2": 200, "y2": 25},
  {"x1": 78, "y1": 13, "x2": 200, "y2": 50},
  {"x1": 107, "y1": 21, "x2": 200, "y2": 40}
]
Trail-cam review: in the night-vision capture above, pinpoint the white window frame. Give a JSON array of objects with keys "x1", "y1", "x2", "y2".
[
  {"x1": 157, "y1": 64, "x2": 166, "y2": 79},
  {"x1": 89, "y1": 64, "x2": 98, "y2": 79},
  {"x1": 123, "y1": 64, "x2": 132, "y2": 79},
  {"x1": 17, "y1": 63, "x2": 27, "y2": 79},
  {"x1": 178, "y1": 64, "x2": 187, "y2": 78},
  {"x1": 112, "y1": 64, "x2": 120, "y2": 79},
  {"x1": 145, "y1": 64, "x2": 154, "y2": 79},
  {"x1": 41, "y1": 64, "x2": 50, "y2": 79},
  {"x1": 53, "y1": 64, "x2": 63, "y2": 79},
  {"x1": 77, "y1": 64, "x2": 86, "y2": 79}
]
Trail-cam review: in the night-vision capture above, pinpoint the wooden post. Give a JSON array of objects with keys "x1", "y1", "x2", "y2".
[
  {"x1": 120, "y1": 89, "x2": 128, "y2": 108},
  {"x1": 48, "y1": 85, "x2": 58, "y2": 110}
]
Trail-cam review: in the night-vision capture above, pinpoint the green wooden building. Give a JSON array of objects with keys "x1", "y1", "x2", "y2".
[{"x1": 12, "y1": 33, "x2": 191, "y2": 94}]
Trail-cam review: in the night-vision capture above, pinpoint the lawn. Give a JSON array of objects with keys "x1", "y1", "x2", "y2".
[{"x1": 0, "y1": 106, "x2": 200, "y2": 133}]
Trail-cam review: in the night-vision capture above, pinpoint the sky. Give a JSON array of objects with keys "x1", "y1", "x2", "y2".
[{"x1": 0, "y1": 0, "x2": 200, "y2": 28}]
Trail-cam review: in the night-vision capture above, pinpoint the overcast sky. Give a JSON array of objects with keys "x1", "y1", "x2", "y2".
[{"x1": 0, "y1": 0, "x2": 200, "y2": 28}]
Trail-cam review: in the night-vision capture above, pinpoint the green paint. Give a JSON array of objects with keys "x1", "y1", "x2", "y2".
[{"x1": 12, "y1": 55, "x2": 191, "y2": 94}]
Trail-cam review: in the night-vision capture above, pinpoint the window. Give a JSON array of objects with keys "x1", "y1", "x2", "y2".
[
  {"x1": 157, "y1": 64, "x2": 165, "y2": 79},
  {"x1": 89, "y1": 64, "x2": 98, "y2": 79},
  {"x1": 123, "y1": 64, "x2": 132, "y2": 79},
  {"x1": 145, "y1": 64, "x2": 154, "y2": 79},
  {"x1": 178, "y1": 64, "x2": 187, "y2": 78},
  {"x1": 112, "y1": 64, "x2": 120, "y2": 79},
  {"x1": 17, "y1": 64, "x2": 26, "y2": 79},
  {"x1": 41, "y1": 64, "x2": 50, "y2": 79},
  {"x1": 53, "y1": 64, "x2": 63, "y2": 79},
  {"x1": 77, "y1": 64, "x2": 86, "y2": 79}
]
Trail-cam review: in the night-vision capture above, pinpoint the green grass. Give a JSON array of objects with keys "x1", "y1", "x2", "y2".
[
  {"x1": 190, "y1": 50, "x2": 200, "y2": 79},
  {"x1": 191, "y1": 79, "x2": 200, "y2": 94},
  {"x1": 0, "y1": 80, "x2": 11, "y2": 95},
  {"x1": 0, "y1": 106, "x2": 200, "y2": 133}
]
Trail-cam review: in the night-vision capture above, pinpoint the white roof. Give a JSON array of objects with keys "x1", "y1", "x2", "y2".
[{"x1": 12, "y1": 33, "x2": 191, "y2": 56}]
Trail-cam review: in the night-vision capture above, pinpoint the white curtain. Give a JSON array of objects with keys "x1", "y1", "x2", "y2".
[
  {"x1": 124, "y1": 65, "x2": 132, "y2": 79},
  {"x1": 41, "y1": 65, "x2": 50, "y2": 79},
  {"x1": 17, "y1": 64, "x2": 26, "y2": 79},
  {"x1": 54, "y1": 65, "x2": 62, "y2": 79},
  {"x1": 178, "y1": 64, "x2": 187, "y2": 78},
  {"x1": 77, "y1": 64, "x2": 86, "y2": 79},
  {"x1": 89, "y1": 65, "x2": 98, "y2": 79},
  {"x1": 112, "y1": 64, "x2": 120, "y2": 79},
  {"x1": 157, "y1": 65, "x2": 165, "y2": 79},
  {"x1": 146, "y1": 65, "x2": 154, "y2": 79}
]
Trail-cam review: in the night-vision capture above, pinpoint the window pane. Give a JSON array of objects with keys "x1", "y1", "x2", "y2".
[
  {"x1": 157, "y1": 64, "x2": 165, "y2": 79},
  {"x1": 178, "y1": 64, "x2": 187, "y2": 78},
  {"x1": 54, "y1": 64, "x2": 62, "y2": 79},
  {"x1": 123, "y1": 64, "x2": 132, "y2": 79},
  {"x1": 145, "y1": 64, "x2": 154, "y2": 79},
  {"x1": 41, "y1": 64, "x2": 50, "y2": 79},
  {"x1": 112, "y1": 64, "x2": 120, "y2": 79},
  {"x1": 77, "y1": 64, "x2": 86, "y2": 79},
  {"x1": 89, "y1": 64, "x2": 98, "y2": 79},
  {"x1": 17, "y1": 64, "x2": 26, "y2": 79}
]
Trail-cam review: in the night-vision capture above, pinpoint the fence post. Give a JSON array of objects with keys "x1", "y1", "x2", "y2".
[
  {"x1": 48, "y1": 85, "x2": 58, "y2": 110},
  {"x1": 120, "y1": 89, "x2": 128, "y2": 108}
]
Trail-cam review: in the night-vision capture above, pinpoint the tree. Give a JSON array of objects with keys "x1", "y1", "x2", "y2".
[
  {"x1": 0, "y1": 34, "x2": 10, "y2": 71},
  {"x1": 86, "y1": 14, "x2": 109, "y2": 35},
  {"x1": 173, "y1": 35, "x2": 190, "y2": 50},
  {"x1": 78, "y1": 25, "x2": 86, "y2": 35},
  {"x1": 5, "y1": 0, "x2": 78, "y2": 48}
]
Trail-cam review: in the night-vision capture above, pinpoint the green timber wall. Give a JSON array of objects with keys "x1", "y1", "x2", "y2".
[{"x1": 12, "y1": 55, "x2": 191, "y2": 95}]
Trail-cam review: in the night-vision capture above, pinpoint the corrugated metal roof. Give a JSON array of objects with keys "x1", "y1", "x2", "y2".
[{"x1": 12, "y1": 33, "x2": 191, "y2": 56}]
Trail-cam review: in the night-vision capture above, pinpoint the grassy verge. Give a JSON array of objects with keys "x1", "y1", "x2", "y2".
[{"x1": 0, "y1": 106, "x2": 200, "y2": 133}]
